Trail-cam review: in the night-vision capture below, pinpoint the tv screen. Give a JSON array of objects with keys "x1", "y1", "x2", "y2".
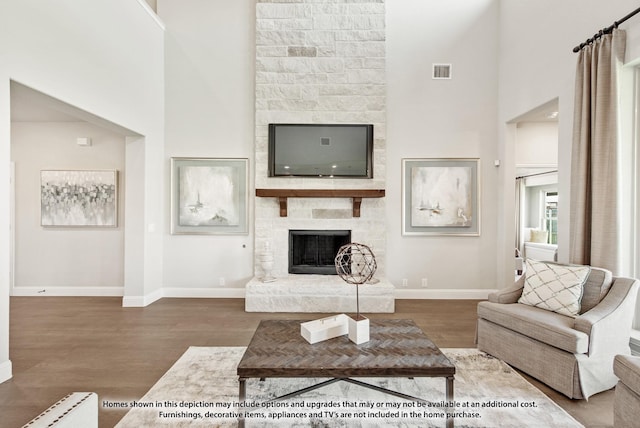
[{"x1": 268, "y1": 124, "x2": 373, "y2": 178}]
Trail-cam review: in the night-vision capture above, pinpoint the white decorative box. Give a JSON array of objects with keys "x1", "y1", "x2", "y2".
[
  {"x1": 301, "y1": 314, "x2": 349, "y2": 344},
  {"x1": 348, "y1": 315, "x2": 370, "y2": 345}
]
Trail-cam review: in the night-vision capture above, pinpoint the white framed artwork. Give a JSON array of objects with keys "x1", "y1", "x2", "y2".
[
  {"x1": 402, "y1": 158, "x2": 480, "y2": 236},
  {"x1": 170, "y1": 158, "x2": 249, "y2": 235},
  {"x1": 40, "y1": 170, "x2": 118, "y2": 227}
]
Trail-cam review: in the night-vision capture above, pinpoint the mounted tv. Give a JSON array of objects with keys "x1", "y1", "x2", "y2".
[{"x1": 268, "y1": 124, "x2": 374, "y2": 178}]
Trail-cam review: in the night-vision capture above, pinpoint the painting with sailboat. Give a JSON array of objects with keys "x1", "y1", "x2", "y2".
[
  {"x1": 170, "y1": 158, "x2": 249, "y2": 235},
  {"x1": 411, "y1": 166, "x2": 473, "y2": 228},
  {"x1": 178, "y1": 165, "x2": 239, "y2": 227}
]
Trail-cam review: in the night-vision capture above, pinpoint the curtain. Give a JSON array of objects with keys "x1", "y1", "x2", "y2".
[{"x1": 570, "y1": 29, "x2": 626, "y2": 273}]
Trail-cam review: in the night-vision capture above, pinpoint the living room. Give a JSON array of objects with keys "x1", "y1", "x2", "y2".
[{"x1": 1, "y1": 0, "x2": 640, "y2": 427}]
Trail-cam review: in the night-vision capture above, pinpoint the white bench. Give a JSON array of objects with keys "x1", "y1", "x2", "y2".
[{"x1": 22, "y1": 392, "x2": 98, "y2": 428}]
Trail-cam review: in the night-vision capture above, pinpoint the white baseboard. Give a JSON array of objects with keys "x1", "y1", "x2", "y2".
[
  {"x1": 395, "y1": 288, "x2": 497, "y2": 300},
  {"x1": 11, "y1": 287, "x2": 124, "y2": 297},
  {"x1": 0, "y1": 359, "x2": 13, "y2": 384},
  {"x1": 161, "y1": 287, "x2": 491, "y2": 300},
  {"x1": 10, "y1": 285, "x2": 243, "y2": 307},
  {"x1": 10, "y1": 286, "x2": 494, "y2": 306},
  {"x1": 162, "y1": 287, "x2": 245, "y2": 299},
  {"x1": 122, "y1": 287, "x2": 243, "y2": 307},
  {"x1": 122, "y1": 288, "x2": 163, "y2": 307}
]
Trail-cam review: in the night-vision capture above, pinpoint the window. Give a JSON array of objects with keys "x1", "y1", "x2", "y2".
[
  {"x1": 543, "y1": 191, "x2": 558, "y2": 245},
  {"x1": 619, "y1": 64, "x2": 640, "y2": 333}
]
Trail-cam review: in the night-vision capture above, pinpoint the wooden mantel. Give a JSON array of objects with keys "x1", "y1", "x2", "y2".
[{"x1": 255, "y1": 189, "x2": 385, "y2": 217}]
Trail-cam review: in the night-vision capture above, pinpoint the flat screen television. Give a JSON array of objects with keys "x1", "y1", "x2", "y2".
[{"x1": 268, "y1": 123, "x2": 374, "y2": 178}]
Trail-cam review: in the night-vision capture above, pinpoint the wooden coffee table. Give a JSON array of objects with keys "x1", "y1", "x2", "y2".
[{"x1": 237, "y1": 318, "x2": 456, "y2": 427}]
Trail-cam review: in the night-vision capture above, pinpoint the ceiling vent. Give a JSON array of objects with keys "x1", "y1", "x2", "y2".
[{"x1": 432, "y1": 64, "x2": 452, "y2": 79}]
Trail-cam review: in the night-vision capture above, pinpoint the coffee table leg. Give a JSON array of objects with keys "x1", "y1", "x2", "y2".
[
  {"x1": 446, "y1": 376, "x2": 454, "y2": 428},
  {"x1": 239, "y1": 377, "x2": 246, "y2": 428}
]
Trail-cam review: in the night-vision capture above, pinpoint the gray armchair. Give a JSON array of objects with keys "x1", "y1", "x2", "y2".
[
  {"x1": 614, "y1": 354, "x2": 640, "y2": 427},
  {"x1": 477, "y1": 267, "x2": 639, "y2": 399}
]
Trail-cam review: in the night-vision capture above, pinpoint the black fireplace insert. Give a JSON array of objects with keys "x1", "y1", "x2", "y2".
[{"x1": 289, "y1": 230, "x2": 351, "y2": 275}]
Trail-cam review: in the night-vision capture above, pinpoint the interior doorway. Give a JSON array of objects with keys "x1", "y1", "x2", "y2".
[
  {"x1": 510, "y1": 99, "x2": 559, "y2": 263},
  {"x1": 9, "y1": 81, "x2": 139, "y2": 297}
]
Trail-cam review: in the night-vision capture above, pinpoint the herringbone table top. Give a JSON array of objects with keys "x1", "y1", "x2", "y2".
[{"x1": 237, "y1": 319, "x2": 455, "y2": 378}]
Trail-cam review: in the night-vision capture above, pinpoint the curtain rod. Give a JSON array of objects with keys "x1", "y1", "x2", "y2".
[
  {"x1": 516, "y1": 170, "x2": 558, "y2": 180},
  {"x1": 573, "y1": 6, "x2": 640, "y2": 52}
]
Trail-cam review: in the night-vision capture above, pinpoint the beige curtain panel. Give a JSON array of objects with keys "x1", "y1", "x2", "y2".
[{"x1": 570, "y1": 29, "x2": 626, "y2": 273}]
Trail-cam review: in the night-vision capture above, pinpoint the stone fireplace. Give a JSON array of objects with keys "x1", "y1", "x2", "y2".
[{"x1": 246, "y1": 0, "x2": 394, "y2": 313}]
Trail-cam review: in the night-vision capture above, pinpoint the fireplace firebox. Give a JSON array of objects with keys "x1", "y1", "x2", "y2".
[{"x1": 289, "y1": 230, "x2": 351, "y2": 275}]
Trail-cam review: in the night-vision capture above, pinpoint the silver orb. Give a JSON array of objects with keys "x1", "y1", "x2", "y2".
[{"x1": 334, "y1": 242, "x2": 377, "y2": 285}]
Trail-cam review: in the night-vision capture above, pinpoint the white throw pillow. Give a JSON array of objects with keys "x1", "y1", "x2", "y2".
[
  {"x1": 518, "y1": 259, "x2": 590, "y2": 317},
  {"x1": 529, "y1": 229, "x2": 549, "y2": 243}
]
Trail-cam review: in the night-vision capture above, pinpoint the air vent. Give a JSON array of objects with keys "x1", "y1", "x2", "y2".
[
  {"x1": 432, "y1": 64, "x2": 452, "y2": 79},
  {"x1": 320, "y1": 137, "x2": 331, "y2": 146}
]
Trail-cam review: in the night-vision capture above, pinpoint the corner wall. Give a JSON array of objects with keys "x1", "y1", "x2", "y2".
[{"x1": 0, "y1": 0, "x2": 165, "y2": 383}]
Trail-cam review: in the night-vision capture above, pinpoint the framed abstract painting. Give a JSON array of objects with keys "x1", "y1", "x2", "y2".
[
  {"x1": 41, "y1": 170, "x2": 118, "y2": 227},
  {"x1": 402, "y1": 158, "x2": 480, "y2": 236},
  {"x1": 170, "y1": 158, "x2": 249, "y2": 235}
]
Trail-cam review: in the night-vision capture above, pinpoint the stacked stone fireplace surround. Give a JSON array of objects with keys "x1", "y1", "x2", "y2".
[{"x1": 246, "y1": 0, "x2": 394, "y2": 313}]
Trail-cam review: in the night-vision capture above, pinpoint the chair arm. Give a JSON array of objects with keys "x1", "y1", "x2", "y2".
[
  {"x1": 614, "y1": 354, "x2": 640, "y2": 397},
  {"x1": 487, "y1": 275, "x2": 525, "y2": 303},
  {"x1": 574, "y1": 278, "x2": 639, "y2": 355}
]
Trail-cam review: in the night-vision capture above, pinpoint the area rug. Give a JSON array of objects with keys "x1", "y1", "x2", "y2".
[{"x1": 115, "y1": 347, "x2": 583, "y2": 427}]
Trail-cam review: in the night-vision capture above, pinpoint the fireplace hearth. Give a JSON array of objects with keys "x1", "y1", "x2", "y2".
[{"x1": 289, "y1": 230, "x2": 351, "y2": 275}]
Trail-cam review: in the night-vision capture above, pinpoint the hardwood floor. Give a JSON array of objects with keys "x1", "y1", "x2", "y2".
[{"x1": 0, "y1": 297, "x2": 612, "y2": 428}]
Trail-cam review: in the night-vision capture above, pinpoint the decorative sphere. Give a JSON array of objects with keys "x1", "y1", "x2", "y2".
[{"x1": 334, "y1": 242, "x2": 377, "y2": 285}]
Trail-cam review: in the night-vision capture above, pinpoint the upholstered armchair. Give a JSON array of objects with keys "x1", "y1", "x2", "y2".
[
  {"x1": 477, "y1": 263, "x2": 639, "y2": 399},
  {"x1": 614, "y1": 354, "x2": 640, "y2": 427}
]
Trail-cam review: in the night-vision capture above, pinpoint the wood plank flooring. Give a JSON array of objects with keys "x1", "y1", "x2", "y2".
[{"x1": 0, "y1": 297, "x2": 612, "y2": 428}]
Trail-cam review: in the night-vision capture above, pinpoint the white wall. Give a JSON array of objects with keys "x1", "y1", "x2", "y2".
[
  {"x1": 386, "y1": 0, "x2": 500, "y2": 293},
  {"x1": 159, "y1": 0, "x2": 500, "y2": 295},
  {"x1": 0, "y1": 0, "x2": 165, "y2": 383},
  {"x1": 11, "y1": 122, "x2": 125, "y2": 294},
  {"x1": 497, "y1": 0, "x2": 640, "y2": 287},
  {"x1": 159, "y1": 0, "x2": 255, "y2": 293},
  {"x1": 515, "y1": 122, "x2": 558, "y2": 167}
]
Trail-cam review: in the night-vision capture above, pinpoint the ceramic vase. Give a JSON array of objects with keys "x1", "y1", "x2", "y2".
[{"x1": 259, "y1": 242, "x2": 276, "y2": 283}]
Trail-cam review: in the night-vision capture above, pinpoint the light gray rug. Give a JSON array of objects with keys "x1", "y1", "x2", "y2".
[{"x1": 116, "y1": 347, "x2": 583, "y2": 427}]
